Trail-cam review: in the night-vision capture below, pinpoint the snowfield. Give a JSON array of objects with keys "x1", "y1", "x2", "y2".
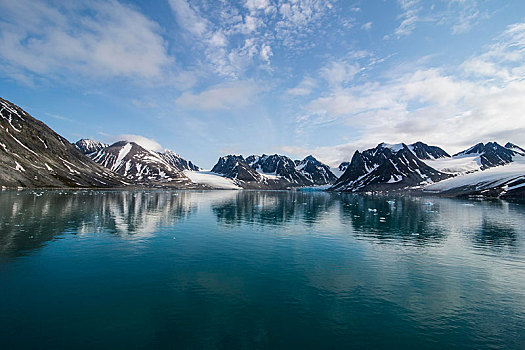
[
  {"x1": 424, "y1": 155, "x2": 525, "y2": 192},
  {"x1": 423, "y1": 154, "x2": 482, "y2": 174},
  {"x1": 184, "y1": 170, "x2": 241, "y2": 189}
]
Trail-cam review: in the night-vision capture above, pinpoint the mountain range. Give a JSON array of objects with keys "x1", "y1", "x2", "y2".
[
  {"x1": 210, "y1": 153, "x2": 337, "y2": 189},
  {"x1": 0, "y1": 96, "x2": 523, "y2": 198},
  {"x1": 332, "y1": 141, "x2": 525, "y2": 197}
]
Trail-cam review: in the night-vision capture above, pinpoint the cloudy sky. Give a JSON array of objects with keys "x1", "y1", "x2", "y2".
[{"x1": 1, "y1": 0, "x2": 525, "y2": 167}]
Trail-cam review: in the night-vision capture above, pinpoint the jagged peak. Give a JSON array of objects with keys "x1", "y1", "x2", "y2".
[{"x1": 505, "y1": 142, "x2": 525, "y2": 154}]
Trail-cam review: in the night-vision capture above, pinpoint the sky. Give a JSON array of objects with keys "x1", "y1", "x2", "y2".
[{"x1": 1, "y1": 0, "x2": 525, "y2": 168}]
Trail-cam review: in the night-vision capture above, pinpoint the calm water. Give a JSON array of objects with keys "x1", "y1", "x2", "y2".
[{"x1": 0, "y1": 190, "x2": 524, "y2": 349}]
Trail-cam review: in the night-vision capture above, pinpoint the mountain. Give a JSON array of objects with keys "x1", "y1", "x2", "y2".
[
  {"x1": 294, "y1": 155, "x2": 337, "y2": 185},
  {"x1": 331, "y1": 142, "x2": 452, "y2": 192},
  {"x1": 87, "y1": 141, "x2": 194, "y2": 186},
  {"x1": 505, "y1": 142, "x2": 525, "y2": 156},
  {"x1": 211, "y1": 155, "x2": 283, "y2": 189},
  {"x1": 408, "y1": 141, "x2": 450, "y2": 159},
  {"x1": 421, "y1": 141, "x2": 521, "y2": 174},
  {"x1": 0, "y1": 97, "x2": 125, "y2": 188},
  {"x1": 212, "y1": 155, "x2": 262, "y2": 182},
  {"x1": 338, "y1": 161, "x2": 350, "y2": 173},
  {"x1": 76, "y1": 138, "x2": 200, "y2": 172},
  {"x1": 158, "y1": 149, "x2": 200, "y2": 171},
  {"x1": 452, "y1": 142, "x2": 516, "y2": 170},
  {"x1": 245, "y1": 154, "x2": 313, "y2": 186},
  {"x1": 424, "y1": 153, "x2": 525, "y2": 198},
  {"x1": 74, "y1": 139, "x2": 108, "y2": 154},
  {"x1": 211, "y1": 154, "x2": 335, "y2": 189}
]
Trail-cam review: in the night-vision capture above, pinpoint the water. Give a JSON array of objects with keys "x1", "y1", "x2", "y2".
[{"x1": 0, "y1": 190, "x2": 524, "y2": 349}]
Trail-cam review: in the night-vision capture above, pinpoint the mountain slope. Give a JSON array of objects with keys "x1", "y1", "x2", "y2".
[
  {"x1": 158, "y1": 149, "x2": 200, "y2": 171},
  {"x1": 331, "y1": 142, "x2": 452, "y2": 192},
  {"x1": 294, "y1": 155, "x2": 337, "y2": 185},
  {"x1": 423, "y1": 141, "x2": 520, "y2": 174},
  {"x1": 0, "y1": 97, "x2": 125, "y2": 188},
  {"x1": 408, "y1": 141, "x2": 450, "y2": 159},
  {"x1": 423, "y1": 155, "x2": 525, "y2": 198},
  {"x1": 74, "y1": 139, "x2": 108, "y2": 154},
  {"x1": 452, "y1": 142, "x2": 516, "y2": 170},
  {"x1": 505, "y1": 142, "x2": 525, "y2": 156}
]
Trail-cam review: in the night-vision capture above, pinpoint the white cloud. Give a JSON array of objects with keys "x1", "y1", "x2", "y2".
[
  {"x1": 260, "y1": 44, "x2": 273, "y2": 63},
  {"x1": 286, "y1": 77, "x2": 317, "y2": 96},
  {"x1": 175, "y1": 81, "x2": 260, "y2": 110},
  {"x1": 320, "y1": 61, "x2": 361, "y2": 88},
  {"x1": 245, "y1": 0, "x2": 272, "y2": 13},
  {"x1": 448, "y1": 0, "x2": 482, "y2": 34},
  {"x1": 292, "y1": 20, "x2": 525, "y2": 163},
  {"x1": 167, "y1": 0, "x2": 337, "y2": 79},
  {"x1": 383, "y1": 0, "x2": 423, "y2": 40},
  {"x1": 116, "y1": 134, "x2": 163, "y2": 152},
  {"x1": 0, "y1": 0, "x2": 172, "y2": 83},
  {"x1": 168, "y1": 0, "x2": 208, "y2": 37},
  {"x1": 361, "y1": 22, "x2": 372, "y2": 31}
]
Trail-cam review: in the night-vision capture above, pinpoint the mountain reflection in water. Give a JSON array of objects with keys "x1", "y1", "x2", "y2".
[
  {"x1": 0, "y1": 190, "x2": 523, "y2": 260},
  {"x1": 0, "y1": 190, "x2": 524, "y2": 349}
]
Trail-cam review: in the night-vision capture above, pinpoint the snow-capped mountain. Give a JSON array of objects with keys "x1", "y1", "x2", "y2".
[
  {"x1": 158, "y1": 149, "x2": 200, "y2": 171},
  {"x1": 88, "y1": 141, "x2": 192, "y2": 185},
  {"x1": 0, "y1": 97, "x2": 125, "y2": 188},
  {"x1": 76, "y1": 138, "x2": 200, "y2": 173},
  {"x1": 211, "y1": 154, "x2": 335, "y2": 189},
  {"x1": 211, "y1": 155, "x2": 265, "y2": 183},
  {"x1": 424, "y1": 153, "x2": 525, "y2": 198},
  {"x1": 505, "y1": 142, "x2": 525, "y2": 156},
  {"x1": 245, "y1": 154, "x2": 313, "y2": 186},
  {"x1": 294, "y1": 155, "x2": 337, "y2": 185},
  {"x1": 452, "y1": 142, "x2": 516, "y2": 170},
  {"x1": 423, "y1": 141, "x2": 520, "y2": 174},
  {"x1": 331, "y1": 142, "x2": 452, "y2": 192},
  {"x1": 74, "y1": 139, "x2": 108, "y2": 154},
  {"x1": 408, "y1": 141, "x2": 450, "y2": 159}
]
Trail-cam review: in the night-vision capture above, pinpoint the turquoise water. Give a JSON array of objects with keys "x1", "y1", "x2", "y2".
[{"x1": 0, "y1": 190, "x2": 524, "y2": 349}]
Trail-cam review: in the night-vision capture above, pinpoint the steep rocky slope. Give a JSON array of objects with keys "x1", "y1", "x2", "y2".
[{"x1": 0, "y1": 97, "x2": 125, "y2": 188}]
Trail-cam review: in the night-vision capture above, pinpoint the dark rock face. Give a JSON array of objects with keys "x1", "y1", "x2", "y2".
[
  {"x1": 453, "y1": 142, "x2": 517, "y2": 169},
  {"x1": 211, "y1": 155, "x2": 262, "y2": 182},
  {"x1": 505, "y1": 142, "x2": 525, "y2": 156},
  {"x1": 211, "y1": 154, "x2": 335, "y2": 189},
  {"x1": 159, "y1": 150, "x2": 200, "y2": 171},
  {"x1": 76, "y1": 139, "x2": 201, "y2": 173},
  {"x1": 331, "y1": 143, "x2": 452, "y2": 192},
  {"x1": 88, "y1": 141, "x2": 191, "y2": 185},
  {"x1": 0, "y1": 97, "x2": 125, "y2": 188},
  {"x1": 74, "y1": 139, "x2": 108, "y2": 154},
  {"x1": 338, "y1": 161, "x2": 350, "y2": 173},
  {"x1": 294, "y1": 155, "x2": 337, "y2": 185},
  {"x1": 409, "y1": 141, "x2": 450, "y2": 159}
]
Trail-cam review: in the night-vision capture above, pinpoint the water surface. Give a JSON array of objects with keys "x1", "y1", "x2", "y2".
[{"x1": 0, "y1": 190, "x2": 524, "y2": 349}]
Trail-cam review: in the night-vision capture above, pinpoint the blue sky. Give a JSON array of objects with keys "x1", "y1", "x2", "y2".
[{"x1": 1, "y1": 0, "x2": 525, "y2": 168}]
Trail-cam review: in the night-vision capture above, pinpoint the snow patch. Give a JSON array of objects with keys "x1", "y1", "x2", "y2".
[
  {"x1": 114, "y1": 143, "x2": 132, "y2": 169},
  {"x1": 184, "y1": 170, "x2": 241, "y2": 189},
  {"x1": 381, "y1": 143, "x2": 404, "y2": 153},
  {"x1": 14, "y1": 161, "x2": 25, "y2": 172}
]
